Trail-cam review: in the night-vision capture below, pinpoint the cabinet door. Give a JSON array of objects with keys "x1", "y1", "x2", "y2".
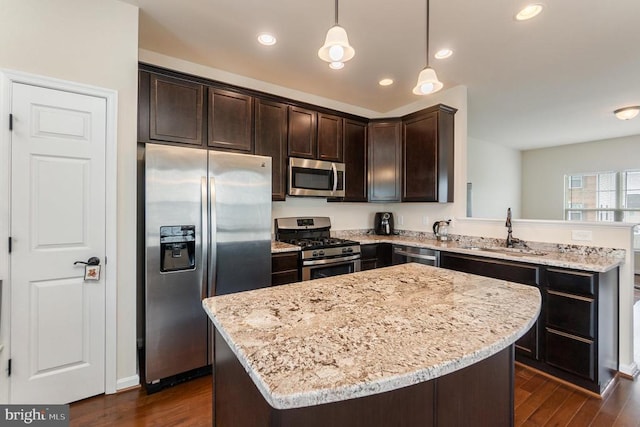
[
  {"x1": 403, "y1": 112, "x2": 438, "y2": 201},
  {"x1": 288, "y1": 106, "x2": 317, "y2": 159},
  {"x1": 317, "y1": 113, "x2": 343, "y2": 162},
  {"x1": 208, "y1": 88, "x2": 253, "y2": 152},
  {"x1": 402, "y1": 105, "x2": 455, "y2": 202},
  {"x1": 147, "y1": 73, "x2": 204, "y2": 146},
  {"x1": 255, "y1": 99, "x2": 288, "y2": 201},
  {"x1": 368, "y1": 121, "x2": 401, "y2": 202},
  {"x1": 342, "y1": 119, "x2": 368, "y2": 202},
  {"x1": 271, "y1": 252, "x2": 299, "y2": 286}
]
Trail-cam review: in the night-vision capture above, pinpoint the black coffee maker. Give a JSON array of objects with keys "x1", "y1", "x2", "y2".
[{"x1": 374, "y1": 212, "x2": 394, "y2": 235}]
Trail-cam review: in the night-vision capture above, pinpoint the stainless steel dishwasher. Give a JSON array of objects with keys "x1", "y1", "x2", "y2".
[{"x1": 392, "y1": 245, "x2": 440, "y2": 266}]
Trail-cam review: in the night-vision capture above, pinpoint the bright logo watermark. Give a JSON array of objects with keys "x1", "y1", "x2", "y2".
[{"x1": 1, "y1": 405, "x2": 68, "y2": 426}]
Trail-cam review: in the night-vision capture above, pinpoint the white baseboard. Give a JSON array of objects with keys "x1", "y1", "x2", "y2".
[
  {"x1": 619, "y1": 362, "x2": 639, "y2": 378},
  {"x1": 115, "y1": 374, "x2": 140, "y2": 392}
]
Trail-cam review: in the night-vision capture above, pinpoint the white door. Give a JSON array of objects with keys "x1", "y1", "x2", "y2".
[{"x1": 9, "y1": 83, "x2": 107, "y2": 404}]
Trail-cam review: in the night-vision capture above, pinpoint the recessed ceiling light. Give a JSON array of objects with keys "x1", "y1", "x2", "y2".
[
  {"x1": 434, "y1": 49, "x2": 453, "y2": 59},
  {"x1": 329, "y1": 61, "x2": 344, "y2": 70},
  {"x1": 379, "y1": 78, "x2": 394, "y2": 86},
  {"x1": 257, "y1": 33, "x2": 276, "y2": 46},
  {"x1": 515, "y1": 4, "x2": 543, "y2": 21},
  {"x1": 614, "y1": 106, "x2": 640, "y2": 120}
]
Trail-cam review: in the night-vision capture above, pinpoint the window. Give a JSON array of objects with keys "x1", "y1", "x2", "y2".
[{"x1": 564, "y1": 170, "x2": 640, "y2": 248}]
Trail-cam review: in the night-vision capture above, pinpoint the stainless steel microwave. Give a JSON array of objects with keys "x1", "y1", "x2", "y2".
[{"x1": 288, "y1": 157, "x2": 345, "y2": 197}]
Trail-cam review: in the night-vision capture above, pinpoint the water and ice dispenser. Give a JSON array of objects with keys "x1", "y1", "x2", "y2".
[{"x1": 160, "y1": 225, "x2": 196, "y2": 272}]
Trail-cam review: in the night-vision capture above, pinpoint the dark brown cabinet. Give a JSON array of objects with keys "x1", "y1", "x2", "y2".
[
  {"x1": 360, "y1": 243, "x2": 392, "y2": 271},
  {"x1": 271, "y1": 252, "x2": 299, "y2": 286},
  {"x1": 288, "y1": 106, "x2": 317, "y2": 159},
  {"x1": 208, "y1": 88, "x2": 253, "y2": 152},
  {"x1": 439, "y1": 252, "x2": 542, "y2": 361},
  {"x1": 402, "y1": 104, "x2": 456, "y2": 202},
  {"x1": 317, "y1": 113, "x2": 343, "y2": 162},
  {"x1": 139, "y1": 71, "x2": 205, "y2": 146},
  {"x1": 542, "y1": 267, "x2": 618, "y2": 393},
  {"x1": 368, "y1": 120, "x2": 402, "y2": 202},
  {"x1": 341, "y1": 119, "x2": 368, "y2": 202},
  {"x1": 440, "y1": 252, "x2": 619, "y2": 394},
  {"x1": 255, "y1": 98, "x2": 288, "y2": 201}
]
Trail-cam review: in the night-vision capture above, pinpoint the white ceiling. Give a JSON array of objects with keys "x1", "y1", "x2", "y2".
[{"x1": 122, "y1": 0, "x2": 640, "y2": 150}]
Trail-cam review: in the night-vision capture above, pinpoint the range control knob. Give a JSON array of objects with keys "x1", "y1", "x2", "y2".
[
  {"x1": 318, "y1": 250, "x2": 325, "y2": 256},
  {"x1": 312, "y1": 251, "x2": 319, "y2": 257}
]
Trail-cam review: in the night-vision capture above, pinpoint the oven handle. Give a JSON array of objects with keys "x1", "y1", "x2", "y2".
[
  {"x1": 302, "y1": 254, "x2": 361, "y2": 266},
  {"x1": 331, "y1": 162, "x2": 337, "y2": 193},
  {"x1": 394, "y1": 248, "x2": 437, "y2": 261}
]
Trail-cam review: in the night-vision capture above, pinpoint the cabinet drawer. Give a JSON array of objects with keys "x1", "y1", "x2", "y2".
[
  {"x1": 439, "y1": 253, "x2": 540, "y2": 286},
  {"x1": 546, "y1": 290, "x2": 595, "y2": 339},
  {"x1": 545, "y1": 328, "x2": 595, "y2": 381},
  {"x1": 271, "y1": 270, "x2": 299, "y2": 286},
  {"x1": 360, "y1": 244, "x2": 378, "y2": 260},
  {"x1": 547, "y1": 268, "x2": 595, "y2": 296},
  {"x1": 272, "y1": 253, "x2": 299, "y2": 272}
]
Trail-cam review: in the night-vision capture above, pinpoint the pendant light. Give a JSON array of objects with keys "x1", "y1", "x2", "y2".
[
  {"x1": 614, "y1": 106, "x2": 640, "y2": 120},
  {"x1": 413, "y1": 0, "x2": 443, "y2": 95},
  {"x1": 318, "y1": 0, "x2": 355, "y2": 65}
]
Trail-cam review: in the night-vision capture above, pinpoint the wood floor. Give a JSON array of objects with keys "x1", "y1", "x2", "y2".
[{"x1": 69, "y1": 364, "x2": 640, "y2": 426}]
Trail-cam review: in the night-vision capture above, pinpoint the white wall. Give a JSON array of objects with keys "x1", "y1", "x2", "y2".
[
  {"x1": 522, "y1": 134, "x2": 640, "y2": 219},
  {"x1": 0, "y1": 0, "x2": 140, "y2": 394},
  {"x1": 467, "y1": 137, "x2": 522, "y2": 219}
]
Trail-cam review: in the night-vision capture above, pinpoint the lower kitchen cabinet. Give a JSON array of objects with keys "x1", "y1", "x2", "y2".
[
  {"x1": 360, "y1": 243, "x2": 392, "y2": 271},
  {"x1": 439, "y1": 252, "x2": 619, "y2": 394},
  {"x1": 272, "y1": 252, "x2": 300, "y2": 286},
  {"x1": 439, "y1": 252, "x2": 542, "y2": 361}
]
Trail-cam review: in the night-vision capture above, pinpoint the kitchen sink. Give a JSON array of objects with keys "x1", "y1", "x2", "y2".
[{"x1": 478, "y1": 247, "x2": 547, "y2": 257}]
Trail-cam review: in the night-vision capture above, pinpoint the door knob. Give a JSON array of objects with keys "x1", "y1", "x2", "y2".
[{"x1": 74, "y1": 257, "x2": 100, "y2": 266}]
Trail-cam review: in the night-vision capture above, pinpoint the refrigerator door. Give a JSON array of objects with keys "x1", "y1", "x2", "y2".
[
  {"x1": 208, "y1": 151, "x2": 272, "y2": 296},
  {"x1": 145, "y1": 144, "x2": 208, "y2": 383}
]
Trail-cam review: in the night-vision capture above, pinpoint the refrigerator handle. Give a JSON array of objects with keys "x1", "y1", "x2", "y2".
[
  {"x1": 208, "y1": 177, "x2": 217, "y2": 296},
  {"x1": 201, "y1": 176, "x2": 208, "y2": 301},
  {"x1": 331, "y1": 162, "x2": 337, "y2": 193}
]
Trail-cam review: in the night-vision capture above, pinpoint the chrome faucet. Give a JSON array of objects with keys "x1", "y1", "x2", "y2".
[{"x1": 505, "y1": 208, "x2": 514, "y2": 248}]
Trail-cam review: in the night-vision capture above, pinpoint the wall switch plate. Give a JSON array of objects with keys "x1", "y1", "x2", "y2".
[
  {"x1": 422, "y1": 215, "x2": 429, "y2": 226},
  {"x1": 397, "y1": 215, "x2": 404, "y2": 226},
  {"x1": 572, "y1": 230, "x2": 593, "y2": 241}
]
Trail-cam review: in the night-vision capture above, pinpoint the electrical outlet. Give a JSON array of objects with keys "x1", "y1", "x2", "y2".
[
  {"x1": 397, "y1": 215, "x2": 404, "y2": 226},
  {"x1": 571, "y1": 230, "x2": 593, "y2": 241},
  {"x1": 422, "y1": 215, "x2": 429, "y2": 226}
]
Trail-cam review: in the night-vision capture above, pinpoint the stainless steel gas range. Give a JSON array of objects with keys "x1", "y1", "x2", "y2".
[{"x1": 274, "y1": 217, "x2": 361, "y2": 281}]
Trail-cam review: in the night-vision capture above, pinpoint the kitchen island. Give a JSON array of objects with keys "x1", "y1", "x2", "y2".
[{"x1": 202, "y1": 263, "x2": 541, "y2": 426}]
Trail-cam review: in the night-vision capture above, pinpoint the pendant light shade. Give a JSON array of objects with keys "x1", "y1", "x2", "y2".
[
  {"x1": 413, "y1": 0, "x2": 443, "y2": 95},
  {"x1": 318, "y1": 0, "x2": 355, "y2": 65},
  {"x1": 412, "y1": 67, "x2": 444, "y2": 95},
  {"x1": 614, "y1": 106, "x2": 640, "y2": 120}
]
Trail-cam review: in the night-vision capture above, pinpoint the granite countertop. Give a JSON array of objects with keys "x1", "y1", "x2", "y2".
[
  {"x1": 271, "y1": 241, "x2": 301, "y2": 253},
  {"x1": 202, "y1": 263, "x2": 541, "y2": 410},
  {"x1": 346, "y1": 234, "x2": 623, "y2": 273}
]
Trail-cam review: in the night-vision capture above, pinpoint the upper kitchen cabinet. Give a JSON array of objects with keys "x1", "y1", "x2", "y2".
[
  {"x1": 342, "y1": 119, "x2": 368, "y2": 202},
  {"x1": 402, "y1": 104, "x2": 456, "y2": 202},
  {"x1": 139, "y1": 71, "x2": 205, "y2": 146},
  {"x1": 254, "y1": 98, "x2": 288, "y2": 201},
  {"x1": 317, "y1": 113, "x2": 343, "y2": 162},
  {"x1": 208, "y1": 88, "x2": 254, "y2": 152},
  {"x1": 287, "y1": 106, "x2": 317, "y2": 159},
  {"x1": 368, "y1": 120, "x2": 402, "y2": 202}
]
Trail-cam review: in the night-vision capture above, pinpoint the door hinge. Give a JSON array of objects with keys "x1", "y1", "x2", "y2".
[
  {"x1": 8, "y1": 237, "x2": 11, "y2": 254},
  {"x1": 9, "y1": 114, "x2": 13, "y2": 131},
  {"x1": 7, "y1": 359, "x2": 11, "y2": 377}
]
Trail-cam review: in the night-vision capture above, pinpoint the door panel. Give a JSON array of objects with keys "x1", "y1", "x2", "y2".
[{"x1": 10, "y1": 83, "x2": 107, "y2": 404}]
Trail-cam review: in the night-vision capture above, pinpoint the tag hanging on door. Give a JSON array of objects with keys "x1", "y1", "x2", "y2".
[{"x1": 84, "y1": 264, "x2": 101, "y2": 281}]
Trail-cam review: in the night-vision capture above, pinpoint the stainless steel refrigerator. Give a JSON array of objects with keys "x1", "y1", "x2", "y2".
[{"x1": 144, "y1": 144, "x2": 272, "y2": 387}]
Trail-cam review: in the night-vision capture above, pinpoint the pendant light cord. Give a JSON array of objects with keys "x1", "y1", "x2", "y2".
[
  {"x1": 426, "y1": 0, "x2": 430, "y2": 67},
  {"x1": 335, "y1": 0, "x2": 339, "y2": 25}
]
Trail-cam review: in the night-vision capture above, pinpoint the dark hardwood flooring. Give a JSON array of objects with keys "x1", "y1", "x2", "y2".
[{"x1": 69, "y1": 364, "x2": 640, "y2": 426}]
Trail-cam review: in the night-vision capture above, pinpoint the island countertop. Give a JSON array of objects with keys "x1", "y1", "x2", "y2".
[{"x1": 202, "y1": 263, "x2": 541, "y2": 410}]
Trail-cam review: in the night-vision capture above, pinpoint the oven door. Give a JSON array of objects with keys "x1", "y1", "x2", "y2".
[
  {"x1": 302, "y1": 256, "x2": 361, "y2": 281},
  {"x1": 288, "y1": 157, "x2": 345, "y2": 197}
]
